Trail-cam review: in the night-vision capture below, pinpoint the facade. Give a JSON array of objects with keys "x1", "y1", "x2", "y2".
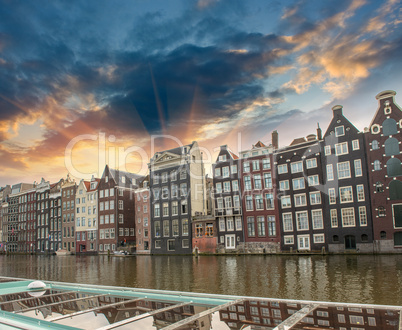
[
  {"x1": 365, "y1": 90, "x2": 402, "y2": 252},
  {"x1": 35, "y1": 178, "x2": 51, "y2": 253},
  {"x1": 0, "y1": 185, "x2": 11, "y2": 251},
  {"x1": 149, "y1": 141, "x2": 206, "y2": 254},
  {"x1": 49, "y1": 180, "x2": 63, "y2": 252},
  {"x1": 98, "y1": 165, "x2": 141, "y2": 254},
  {"x1": 239, "y1": 139, "x2": 281, "y2": 253},
  {"x1": 213, "y1": 145, "x2": 243, "y2": 252},
  {"x1": 322, "y1": 105, "x2": 373, "y2": 253},
  {"x1": 135, "y1": 177, "x2": 151, "y2": 254},
  {"x1": 75, "y1": 177, "x2": 99, "y2": 254},
  {"x1": 61, "y1": 176, "x2": 76, "y2": 253},
  {"x1": 26, "y1": 189, "x2": 37, "y2": 253},
  {"x1": 275, "y1": 130, "x2": 326, "y2": 252}
]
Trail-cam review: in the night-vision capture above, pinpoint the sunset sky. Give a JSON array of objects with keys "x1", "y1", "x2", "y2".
[{"x1": 0, "y1": 0, "x2": 402, "y2": 186}]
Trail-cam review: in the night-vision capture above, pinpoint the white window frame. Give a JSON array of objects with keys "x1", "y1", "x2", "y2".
[
  {"x1": 279, "y1": 180, "x2": 289, "y2": 191},
  {"x1": 337, "y1": 161, "x2": 351, "y2": 179},
  {"x1": 326, "y1": 164, "x2": 334, "y2": 181},
  {"x1": 284, "y1": 235, "x2": 294, "y2": 245},
  {"x1": 324, "y1": 145, "x2": 331, "y2": 156},
  {"x1": 341, "y1": 207, "x2": 356, "y2": 227},
  {"x1": 311, "y1": 209, "x2": 324, "y2": 229},
  {"x1": 354, "y1": 159, "x2": 362, "y2": 177},
  {"x1": 282, "y1": 213, "x2": 293, "y2": 232},
  {"x1": 296, "y1": 211, "x2": 309, "y2": 231},
  {"x1": 294, "y1": 193, "x2": 307, "y2": 207},
  {"x1": 335, "y1": 125, "x2": 345, "y2": 137},
  {"x1": 335, "y1": 142, "x2": 348, "y2": 156},
  {"x1": 306, "y1": 158, "x2": 317, "y2": 169},
  {"x1": 339, "y1": 186, "x2": 353, "y2": 203},
  {"x1": 356, "y1": 184, "x2": 365, "y2": 201},
  {"x1": 292, "y1": 177, "x2": 305, "y2": 190},
  {"x1": 352, "y1": 139, "x2": 360, "y2": 150},
  {"x1": 278, "y1": 164, "x2": 288, "y2": 174},
  {"x1": 291, "y1": 161, "x2": 303, "y2": 174},
  {"x1": 313, "y1": 233, "x2": 325, "y2": 244},
  {"x1": 310, "y1": 191, "x2": 321, "y2": 205},
  {"x1": 330, "y1": 209, "x2": 338, "y2": 228}
]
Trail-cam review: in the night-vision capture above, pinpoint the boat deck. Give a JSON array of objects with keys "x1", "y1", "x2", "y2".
[{"x1": 0, "y1": 276, "x2": 400, "y2": 329}]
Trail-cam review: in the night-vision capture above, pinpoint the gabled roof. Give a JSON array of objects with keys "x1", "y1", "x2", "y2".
[
  {"x1": 290, "y1": 137, "x2": 307, "y2": 146},
  {"x1": 229, "y1": 151, "x2": 239, "y2": 160},
  {"x1": 109, "y1": 168, "x2": 144, "y2": 188},
  {"x1": 253, "y1": 141, "x2": 266, "y2": 148}
]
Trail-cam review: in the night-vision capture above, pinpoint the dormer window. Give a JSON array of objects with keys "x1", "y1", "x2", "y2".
[
  {"x1": 90, "y1": 183, "x2": 96, "y2": 190},
  {"x1": 218, "y1": 155, "x2": 227, "y2": 162}
]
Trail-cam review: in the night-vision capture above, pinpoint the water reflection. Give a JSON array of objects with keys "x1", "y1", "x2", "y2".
[{"x1": 0, "y1": 254, "x2": 401, "y2": 305}]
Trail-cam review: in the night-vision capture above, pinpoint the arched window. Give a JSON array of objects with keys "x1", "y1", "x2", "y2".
[
  {"x1": 389, "y1": 180, "x2": 402, "y2": 200},
  {"x1": 376, "y1": 182, "x2": 384, "y2": 192},
  {"x1": 380, "y1": 231, "x2": 386, "y2": 239},
  {"x1": 383, "y1": 118, "x2": 398, "y2": 136},
  {"x1": 361, "y1": 234, "x2": 368, "y2": 242},
  {"x1": 378, "y1": 206, "x2": 386, "y2": 217},
  {"x1": 333, "y1": 235, "x2": 339, "y2": 242},
  {"x1": 374, "y1": 160, "x2": 381, "y2": 171},
  {"x1": 372, "y1": 140, "x2": 379, "y2": 150},
  {"x1": 394, "y1": 232, "x2": 402, "y2": 246},
  {"x1": 385, "y1": 137, "x2": 400, "y2": 156},
  {"x1": 386, "y1": 158, "x2": 402, "y2": 177}
]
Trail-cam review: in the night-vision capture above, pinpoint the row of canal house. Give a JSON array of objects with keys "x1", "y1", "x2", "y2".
[
  {"x1": 0, "y1": 90, "x2": 402, "y2": 254},
  {"x1": 203, "y1": 90, "x2": 402, "y2": 254}
]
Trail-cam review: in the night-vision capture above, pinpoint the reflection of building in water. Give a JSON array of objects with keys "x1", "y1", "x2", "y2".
[
  {"x1": 219, "y1": 300, "x2": 400, "y2": 330},
  {"x1": 153, "y1": 304, "x2": 210, "y2": 329}
]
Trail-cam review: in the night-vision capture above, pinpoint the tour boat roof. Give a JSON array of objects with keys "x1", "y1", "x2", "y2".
[{"x1": 0, "y1": 276, "x2": 400, "y2": 329}]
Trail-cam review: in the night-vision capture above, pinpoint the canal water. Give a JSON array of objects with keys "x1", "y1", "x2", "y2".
[{"x1": 0, "y1": 254, "x2": 401, "y2": 306}]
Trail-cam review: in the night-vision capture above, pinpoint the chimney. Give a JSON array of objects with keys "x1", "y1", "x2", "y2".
[
  {"x1": 332, "y1": 105, "x2": 343, "y2": 117},
  {"x1": 317, "y1": 123, "x2": 322, "y2": 140},
  {"x1": 272, "y1": 130, "x2": 278, "y2": 149}
]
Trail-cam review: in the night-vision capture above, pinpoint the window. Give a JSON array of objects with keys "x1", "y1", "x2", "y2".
[
  {"x1": 235, "y1": 217, "x2": 242, "y2": 231},
  {"x1": 223, "y1": 181, "x2": 231, "y2": 192},
  {"x1": 267, "y1": 216, "x2": 276, "y2": 236},
  {"x1": 352, "y1": 139, "x2": 360, "y2": 150},
  {"x1": 341, "y1": 208, "x2": 355, "y2": 227},
  {"x1": 279, "y1": 180, "x2": 289, "y2": 190},
  {"x1": 172, "y1": 220, "x2": 179, "y2": 236},
  {"x1": 163, "y1": 203, "x2": 169, "y2": 216},
  {"x1": 163, "y1": 220, "x2": 170, "y2": 237},
  {"x1": 222, "y1": 166, "x2": 230, "y2": 178},
  {"x1": 296, "y1": 211, "x2": 308, "y2": 231},
  {"x1": 226, "y1": 217, "x2": 234, "y2": 231},
  {"x1": 335, "y1": 142, "x2": 348, "y2": 155},
  {"x1": 326, "y1": 164, "x2": 334, "y2": 181},
  {"x1": 340, "y1": 186, "x2": 353, "y2": 203},
  {"x1": 311, "y1": 209, "x2": 323, "y2": 229},
  {"x1": 254, "y1": 175, "x2": 262, "y2": 189},
  {"x1": 372, "y1": 140, "x2": 379, "y2": 150},
  {"x1": 215, "y1": 168, "x2": 221, "y2": 177},
  {"x1": 225, "y1": 196, "x2": 233, "y2": 209},
  {"x1": 308, "y1": 175, "x2": 319, "y2": 186},
  {"x1": 262, "y1": 158, "x2": 271, "y2": 169},
  {"x1": 231, "y1": 165, "x2": 237, "y2": 174},
  {"x1": 252, "y1": 160, "x2": 260, "y2": 171},
  {"x1": 243, "y1": 162, "x2": 250, "y2": 173},
  {"x1": 330, "y1": 209, "x2": 338, "y2": 227},
  {"x1": 284, "y1": 235, "x2": 294, "y2": 244},
  {"x1": 172, "y1": 201, "x2": 178, "y2": 215},
  {"x1": 263, "y1": 173, "x2": 272, "y2": 188},
  {"x1": 154, "y1": 204, "x2": 160, "y2": 217},
  {"x1": 310, "y1": 192, "x2": 321, "y2": 204},
  {"x1": 335, "y1": 125, "x2": 345, "y2": 137},
  {"x1": 354, "y1": 159, "x2": 362, "y2": 176},
  {"x1": 246, "y1": 195, "x2": 253, "y2": 211},
  {"x1": 359, "y1": 206, "x2": 367, "y2": 226},
  {"x1": 217, "y1": 198, "x2": 223, "y2": 209},
  {"x1": 390, "y1": 180, "x2": 402, "y2": 200},
  {"x1": 216, "y1": 183, "x2": 222, "y2": 194},
  {"x1": 313, "y1": 234, "x2": 325, "y2": 243},
  {"x1": 180, "y1": 183, "x2": 187, "y2": 196},
  {"x1": 155, "y1": 240, "x2": 161, "y2": 248},
  {"x1": 162, "y1": 172, "x2": 168, "y2": 183},
  {"x1": 219, "y1": 218, "x2": 225, "y2": 231},
  {"x1": 180, "y1": 170, "x2": 187, "y2": 180},
  {"x1": 383, "y1": 118, "x2": 398, "y2": 136},
  {"x1": 181, "y1": 200, "x2": 188, "y2": 214},
  {"x1": 291, "y1": 161, "x2": 303, "y2": 173},
  {"x1": 385, "y1": 137, "x2": 400, "y2": 156},
  {"x1": 387, "y1": 158, "x2": 402, "y2": 176},
  {"x1": 278, "y1": 164, "x2": 288, "y2": 174},
  {"x1": 356, "y1": 185, "x2": 365, "y2": 201},
  {"x1": 306, "y1": 158, "x2": 317, "y2": 168},
  {"x1": 232, "y1": 180, "x2": 239, "y2": 191},
  {"x1": 337, "y1": 161, "x2": 351, "y2": 179},
  {"x1": 119, "y1": 200, "x2": 123, "y2": 210},
  {"x1": 256, "y1": 216, "x2": 265, "y2": 236},
  {"x1": 281, "y1": 196, "x2": 291, "y2": 208},
  {"x1": 294, "y1": 194, "x2": 307, "y2": 207},
  {"x1": 119, "y1": 214, "x2": 124, "y2": 224},
  {"x1": 255, "y1": 194, "x2": 263, "y2": 210},
  {"x1": 374, "y1": 160, "x2": 381, "y2": 171},
  {"x1": 162, "y1": 187, "x2": 169, "y2": 199},
  {"x1": 265, "y1": 193, "x2": 274, "y2": 209},
  {"x1": 293, "y1": 177, "x2": 305, "y2": 190},
  {"x1": 182, "y1": 219, "x2": 188, "y2": 236},
  {"x1": 247, "y1": 217, "x2": 255, "y2": 237},
  {"x1": 324, "y1": 145, "x2": 331, "y2": 155},
  {"x1": 244, "y1": 176, "x2": 251, "y2": 190}
]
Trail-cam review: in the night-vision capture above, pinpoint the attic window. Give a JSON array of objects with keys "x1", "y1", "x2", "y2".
[
  {"x1": 121, "y1": 176, "x2": 126, "y2": 184},
  {"x1": 335, "y1": 126, "x2": 344, "y2": 137},
  {"x1": 90, "y1": 183, "x2": 96, "y2": 190},
  {"x1": 132, "y1": 178, "x2": 136, "y2": 185},
  {"x1": 218, "y1": 155, "x2": 227, "y2": 162},
  {"x1": 105, "y1": 176, "x2": 108, "y2": 183}
]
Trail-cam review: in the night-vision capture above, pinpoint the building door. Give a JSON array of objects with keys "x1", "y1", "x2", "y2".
[
  {"x1": 297, "y1": 235, "x2": 310, "y2": 250},
  {"x1": 344, "y1": 235, "x2": 356, "y2": 249},
  {"x1": 225, "y1": 235, "x2": 235, "y2": 249}
]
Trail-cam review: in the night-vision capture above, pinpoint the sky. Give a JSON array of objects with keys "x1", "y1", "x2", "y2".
[{"x1": 0, "y1": 0, "x2": 402, "y2": 186}]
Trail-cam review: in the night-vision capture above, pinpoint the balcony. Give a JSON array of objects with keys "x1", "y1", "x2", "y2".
[{"x1": 215, "y1": 207, "x2": 242, "y2": 217}]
